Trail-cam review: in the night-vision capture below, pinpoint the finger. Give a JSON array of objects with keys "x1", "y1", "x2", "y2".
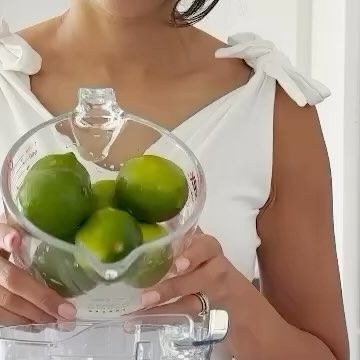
[
  {"x1": 174, "y1": 234, "x2": 222, "y2": 274},
  {"x1": 0, "y1": 307, "x2": 31, "y2": 326},
  {"x1": 0, "y1": 223, "x2": 21, "y2": 253},
  {"x1": 0, "y1": 258, "x2": 77, "y2": 321},
  {"x1": 142, "y1": 256, "x2": 228, "y2": 307},
  {"x1": 0, "y1": 286, "x2": 55, "y2": 324}
]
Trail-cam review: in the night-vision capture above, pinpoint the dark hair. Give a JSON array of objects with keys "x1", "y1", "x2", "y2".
[{"x1": 172, "y1": 0, "x2": 220, "y2": 26}]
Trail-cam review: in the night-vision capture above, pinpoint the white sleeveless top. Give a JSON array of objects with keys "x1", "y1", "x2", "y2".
[
  {"x1": 0, "y1": 19, "x2": 330, "y2": 359},
  {"x1": 0, "y1": 19, "x2": 331, "y2": 278}
]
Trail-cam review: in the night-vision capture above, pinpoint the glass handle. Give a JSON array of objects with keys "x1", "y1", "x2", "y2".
[
  {"x1": 203, "y1": 309, "x2": 229, "y2": 345},
  {"x1": 175, "y1": 310, "x2": 229, "y2": 347},
  {"x1": 135, "y1": 341, "x2": 153, "y2": 360}
]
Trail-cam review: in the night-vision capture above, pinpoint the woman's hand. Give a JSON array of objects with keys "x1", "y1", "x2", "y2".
[
  {"x1": 0, "y1": 215, "x2": 77, "y2": 326},
  {"x1": 138, "y1": 232, "x2": 340, "y2": 360},
  {"x1": 139, "y1": 231, "x2": 271, "y2": 359},
  {"x1": 140, "y1": 231, "x2": 251, "y2": 315}
]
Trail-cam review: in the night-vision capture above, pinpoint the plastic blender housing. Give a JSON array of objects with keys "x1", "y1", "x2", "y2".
[
  {"x1": 0, "y1": 310, "x2": 229, "y2": 360},
  {"x1": 1, "y1": 88, "x2": 206, "y2": 320}
]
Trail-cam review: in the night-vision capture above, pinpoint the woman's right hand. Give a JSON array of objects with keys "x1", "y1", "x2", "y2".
[{"x1": 0, "y1": 216, "x2": 77, "y2": 326}]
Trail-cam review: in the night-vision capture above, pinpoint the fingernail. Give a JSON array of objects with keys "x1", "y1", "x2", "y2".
[
  {"x1": 4, "y1": 231, "x2": 20, "y2": 251},
  {"x1": 58, "y1": 303, "x2": 77, "y2": 320},
  {"x1": 175, "y1": 257, "x2": 190, "y2": 273},
  {"x1": 141, "y1": 291, "x2": 160, "y2": 307}
]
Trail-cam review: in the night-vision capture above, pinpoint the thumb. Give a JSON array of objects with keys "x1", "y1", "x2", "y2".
[{"x1": 0, "y1": 223, "x2": 21, "y2": 253}]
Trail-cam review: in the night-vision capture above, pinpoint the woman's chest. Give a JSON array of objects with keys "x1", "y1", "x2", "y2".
[
  {"x1": 27, "y1": 65, "x2": 246, "y2": 170},
  {"x1": 29, "y1": 58, "x2": 247, "y2": 131}
]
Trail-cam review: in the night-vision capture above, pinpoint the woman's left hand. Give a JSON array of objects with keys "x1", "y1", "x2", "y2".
[
  {"x1": 139, "y1": 231, "x2": 343, "y2": 360},
  {"x1": 140, "y1": 231, "x2": 251, "y2": 315}
]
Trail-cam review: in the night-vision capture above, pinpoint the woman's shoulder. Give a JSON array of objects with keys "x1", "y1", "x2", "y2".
[
  {"x1": 17, "y1": 17, "x2": 60, "y2": 63},
  {"x1": 215, "y1": 32, "x2": 331, "y2": 107},
  {"x1": 185, "y1": 27, "x2": 253, "y2": 94}
]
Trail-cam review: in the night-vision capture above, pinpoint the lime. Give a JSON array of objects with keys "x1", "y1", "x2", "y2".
[
  {"x1": 116, "y1": 155, "x2": 189, "y2": 223},
  {"x1": 123, "y1": 223, "x2": 173, "y2": 289},
  {"x1": 18, "y1": 168, "x2": 93, "y2": 241},
  {"x1": 75, "y1": 207, "x2": 142, "y2": 263},
  {"x1": 31, "y1": 152, "x2": 90, "y2": 186},
  {"x1": 92, "y1": 179, "x2": 117, "y2": 210},
  {"x1": 32, "y1": 244, "x2": 98, "y2": 298},
  {"x1": 140, "y1": 223, "x2": 168, "y2": 242}
]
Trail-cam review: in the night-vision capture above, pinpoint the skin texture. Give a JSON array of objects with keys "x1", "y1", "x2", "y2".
[{"x1": 0, "y1": 0, "x2": 348, "y2": 358}]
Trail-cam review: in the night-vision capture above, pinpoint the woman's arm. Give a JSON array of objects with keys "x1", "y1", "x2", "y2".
[
  {"x1": 138, "y1": 85, "x2": 349, "y2": 359},
  {"x1": 255, "y1": 86, "x2": 349, "y2": 359}
]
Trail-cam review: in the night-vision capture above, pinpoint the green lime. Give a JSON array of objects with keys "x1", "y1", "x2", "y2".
[
  {"x1": 123, "y1": 223, "x2": 173, "y2": 289},
  {"x1": 18, "y1": 168, "x2": 93, "y2": 241},
  {"x1": 116, "y1": 155, "x2": 189, "y2": 223},
  {"x1": 32, "y1": 244, "x2": 98, "y2": 298},
  {"x1": 31, "y1": 152, "x2": 90, "y2": 186},
  {"x1": 75, "y1": 207, "x2": 142, "y2": 263},
  {"x1": 140, "y1": 223, "x2": 168, "y2": 242},
  {"x1": 92, "y1": 180, "x2": 117, "y2": 210}
]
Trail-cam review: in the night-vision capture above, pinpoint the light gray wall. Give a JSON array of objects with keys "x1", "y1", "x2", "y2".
[{"x1": 0, "y1": 0, "x2": 69, "y2": 30}]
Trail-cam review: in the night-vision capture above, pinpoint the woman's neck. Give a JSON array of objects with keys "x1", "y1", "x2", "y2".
[{"x1": 56, "y1": 0, "x2": 193, "y2": 72}]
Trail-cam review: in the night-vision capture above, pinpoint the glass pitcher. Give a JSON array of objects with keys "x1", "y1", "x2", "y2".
[{"x1": 1, "y1": 88, "x2": 206, "y2": 319}]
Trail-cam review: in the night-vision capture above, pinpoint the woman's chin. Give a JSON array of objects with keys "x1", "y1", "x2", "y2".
[{"x1": 91, "y1": 0, "x2": 170, "y2": 19}]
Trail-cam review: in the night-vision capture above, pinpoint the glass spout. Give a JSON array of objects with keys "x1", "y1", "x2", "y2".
[{"x1": 71, "y1": 88, "x2": 127, "y2": 163}]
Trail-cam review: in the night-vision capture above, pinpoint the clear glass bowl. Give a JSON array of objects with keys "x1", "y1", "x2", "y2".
[
  {"x1": 0, "y1": 310, "x2": 229, "y2": 360},
  {"x1": 1, "y1": 88, "x2": 206, "y2": 319}
]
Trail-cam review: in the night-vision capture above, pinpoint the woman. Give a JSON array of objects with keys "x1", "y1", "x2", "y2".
[{"x1": 0, "y1": 0, "x2": 349, "y2": 359}]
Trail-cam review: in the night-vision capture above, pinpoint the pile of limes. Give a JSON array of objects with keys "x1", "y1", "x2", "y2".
[{"x1": 18, "y1": 152, "x2": 189, "y2": 289}]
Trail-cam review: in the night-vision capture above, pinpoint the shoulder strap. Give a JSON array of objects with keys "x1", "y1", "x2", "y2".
[
  {"x1": 0, "y1": 19, "x2": 42, "y2": 74},
  {"x1": 215, "y1": 33, "x2": 330, "y2": 107}
]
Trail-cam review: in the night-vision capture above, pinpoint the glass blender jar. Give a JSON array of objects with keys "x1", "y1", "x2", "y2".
[{"x1": 0, "y1": 310, "x2": 229, "y2": 360}]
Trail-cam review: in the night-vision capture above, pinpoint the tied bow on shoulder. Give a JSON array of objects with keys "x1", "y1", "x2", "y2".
[
  {"x1": 0, "y1": 19, "x2": 41, "y2": 74},
  {"x1": 215, "y1": 33, "x2": 330, "y2": 107}
]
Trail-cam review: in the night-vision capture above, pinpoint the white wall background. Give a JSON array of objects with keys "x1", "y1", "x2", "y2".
[
  {"x1": 1, "y1": 0, "x2": 358, "y2": 358},
  {"x1": 342, "y1": 0, "x2": 360, "y2": 357},
  {"x1": 0, "y1": 0, "x2": 69, "y2": 30}
]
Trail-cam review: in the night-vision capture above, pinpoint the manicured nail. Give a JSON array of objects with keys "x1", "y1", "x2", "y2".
[
  {"x1": 58, "y1": 303, "x2": 77, "y2": 320},
  {"x1": 141, "y1": 291, "x2": 160, "y2": 307},
  {"x1": 4, "y1": 231, "x2": 20, "y2": 251},
  {"x1": 175, "y1": 257, "x2": 190, "y2": 273}
]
